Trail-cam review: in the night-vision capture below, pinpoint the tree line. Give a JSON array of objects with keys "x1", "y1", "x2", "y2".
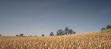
[
  {"x1": 0, "y1": 25, "x2": 111, "y2": 36},
  {"x1": 49, "y1": 27, "x2": 76, "y2": 36},
  {"x1": 14, "y1": 27, "x2": 76, "y2": 36},
  {"x1": 101, "y1": 25, "x2": 111, "y2": 30}
]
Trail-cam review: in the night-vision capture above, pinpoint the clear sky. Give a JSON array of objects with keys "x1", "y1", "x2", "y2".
[{"x1": 0, "y1": 0, "x2": 111, "y2": 36}]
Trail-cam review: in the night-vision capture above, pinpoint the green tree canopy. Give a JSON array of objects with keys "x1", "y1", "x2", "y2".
[
  {"x1": 106, "y1": 25, "x2": 111, "y2": 29},
  {"x1": 50, "y1": 32, "x2": 54, "y2": 36},
  {"x1": 64, "y1": 27, "x2": 70, "y2": 34},
  {"x1": 56, "y1": 27, "x2": 76, "y2": 35},
  {"x1": 16, "y1": 35, "x2": 19, "y2": 36},
  {"x1": 56, "y1": 29, "x2": 64, "y2": 35},
  {"x1": 42, "y1": 34, "x2": 44, "y2": 36},
  {"x1": 101, "y1": 27, "x2": 105, "y2": 30},
  {"x1": 20, "y1": 33, "x2": 23, "y2": 36}
]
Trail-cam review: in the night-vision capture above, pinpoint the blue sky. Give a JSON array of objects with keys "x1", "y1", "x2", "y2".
[{"x1": 0, "y1": 0, "x2": 111, "y2": 36}]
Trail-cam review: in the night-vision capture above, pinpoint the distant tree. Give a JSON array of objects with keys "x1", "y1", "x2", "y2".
[
  {"x1": 56, "y1": 27, "x2": 76, "y2": 36},
  {"x1": 0, "y1": 34, "x2": 1, "y2": 36},
  {"x1": 68, "y1": 29, "x2": 76, "y2": 34},
  {"x1": 64, "y1": 27, "x2": 70, "y2": 34},
  {"x1": 50, "y1": 32, "x2": 54, "y2": 36},
  {"x1": 20, "y1": 33, "x2": 23, "y2": 36},
  {"x1": 106, "y1": 25, "x2": 111, "y2": 29},
  {"x1": 35, "y1": 35, "x2": 37, "y2": 36},
  {"x1": 69, "y1": 29, "x2": 73, "y2": 34},
  {"x1": 101, "y1": 27, "x2": 105, "y2": 30},
  {"x1": 16, "y1": 35, "x2": 19, "y2": 36},
  {"x1": 42, "y1": 34, "x2": 44, "y2": 36},
  {"x1": 73, "y1": 31, "x2": 76, "y2": 34},
  {"x1": 56, "y1": 29, "x2": 64, "y2": 35}
]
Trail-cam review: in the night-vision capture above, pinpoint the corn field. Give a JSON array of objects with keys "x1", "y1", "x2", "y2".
[{"x1": 0, "y1": 30, "x2": 111, "y2": 49}]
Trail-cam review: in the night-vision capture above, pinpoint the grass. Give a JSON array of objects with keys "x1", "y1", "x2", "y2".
[
  {"x1": 0, "y1": 29, "x2": 111, "y2": 49},
  {"x1": 100, "y1": 28, "x2": 111, "y2": 33}
]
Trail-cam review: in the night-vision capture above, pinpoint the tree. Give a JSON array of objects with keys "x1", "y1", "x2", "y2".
[
  {"x1": 20, "y1": 33, "x2": 23, "y2": 36},
  {"x1": 64, "y1": 27, "x2": 70, "y2": 34},
  {"x1": 50, "y1": 32, "x2": 54, "y2": 36},
  {"x1": 69, "y1": 29, "x2": 73, "y2": 34},
  {"x1": 56, "y1": 29, "x2": 64, "y2": 35},
  {"x1": 73, "y1": 31, "x2": 76, "y2": 34},
  {"x1": 68, "y1": 29, "x2": 76, "y2": 34},
  {"x1": 35, "y1": 35, "x2": 37, "y2": 36},
  {"x1": 16, "y1": 35, "x2": 19, "y2": 36},
  {"x1": 0, "y1": 34, "x2": 1, "y2": 36},
  {"x1": 42, "y1": 34, "x2": 44, "y2": 36},
  {"x1": 101, "y1": 27, "x2": 105, "y2": 30},
  {"x1": 106, "y1": 25, "x2": 111, "y2": 29},
  {"x1": 56, "y1": 27, "x2": 76, "y2": 36}
]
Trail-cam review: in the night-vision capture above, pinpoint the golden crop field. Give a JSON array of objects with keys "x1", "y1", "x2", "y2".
[{"x1": 0, "y1": 29, "x2": 111, "y2": 49}]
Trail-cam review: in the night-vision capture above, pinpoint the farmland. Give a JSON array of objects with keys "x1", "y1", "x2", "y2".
[{"x1": 0, "y1": 29, "x2": 111, "y2": 49}]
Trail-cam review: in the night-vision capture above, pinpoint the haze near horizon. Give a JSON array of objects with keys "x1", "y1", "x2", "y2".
[{"x1": 0, "y1": 0, "x2": 111, "y2": 36}]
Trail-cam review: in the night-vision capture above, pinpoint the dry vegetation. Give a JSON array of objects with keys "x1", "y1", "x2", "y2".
[{"x1": 0, "y1": 29, "x2": 111, "y2": 49}]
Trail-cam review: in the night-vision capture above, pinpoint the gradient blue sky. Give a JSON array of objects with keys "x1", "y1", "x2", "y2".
[{"x1": 0, "y1": 0, "x2": 111, "y2": 36}]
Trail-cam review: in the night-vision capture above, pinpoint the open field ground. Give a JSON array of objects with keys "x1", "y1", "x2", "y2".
[{"x1": 0, "y1": 29, "x2": 111, "y2": 49}]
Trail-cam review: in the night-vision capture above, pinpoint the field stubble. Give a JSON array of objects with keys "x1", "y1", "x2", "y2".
[{"x1": 0, "y1": 30, "x2": 111, "y2": 49}]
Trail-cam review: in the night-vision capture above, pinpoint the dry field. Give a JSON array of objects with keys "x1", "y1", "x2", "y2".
[{"x1": 0, "y1": 29, "x2": 111, "y2": 49}]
